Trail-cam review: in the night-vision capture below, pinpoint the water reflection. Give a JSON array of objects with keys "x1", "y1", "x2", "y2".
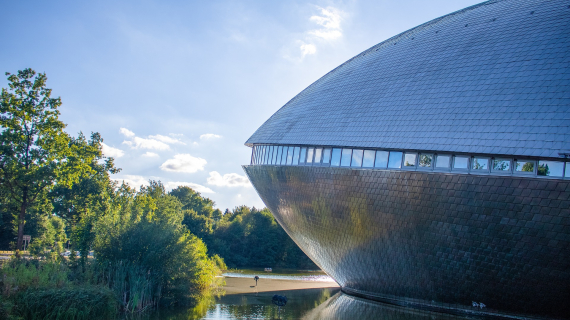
[
  {"x1": 303, "y1": 292, "x2": 467, "y2": 320},
  {"x1": 137, "y1": 289, "x2": 471, "y2": 320}
]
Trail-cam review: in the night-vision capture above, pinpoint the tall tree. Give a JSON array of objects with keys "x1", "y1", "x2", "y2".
[{"x1": 0, "y1": 69, "x2": 98, "y2": 250}]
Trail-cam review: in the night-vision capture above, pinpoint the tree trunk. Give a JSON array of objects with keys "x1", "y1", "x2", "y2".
[{"x1": 16, "y1": 188, "x2": 28, "y2": 251}]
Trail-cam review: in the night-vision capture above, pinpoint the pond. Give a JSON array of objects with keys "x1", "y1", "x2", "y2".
[{"x1": 136, "y1": 269, "x2": 467, "y2": 320}]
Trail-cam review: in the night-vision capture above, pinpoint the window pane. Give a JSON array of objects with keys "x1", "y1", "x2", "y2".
[
  {"x1": 436, "y1": 155, "x2": 451, "y2": 168},
  {"x1": 306, "y1": 148, "x2": 314, "y2": 164},
  {"x1": 566, "y1": 163, "x2": 569, "y2": 178},
  {"x1": 283, "y1": 147, "x2": 290, "y2": 165},
  {"x1": 299, "y1": 147, "x2": 307, "y2": 164},
  {"x1": 351, "y1": 149, "x2": 364, "y2": 167},
  {"x1": 537, "y1": 160, "x2": 564, "y2": 177},
  {"x1": 264, "y1": 146, "x2": 270, "y2": 164},
  {"x1": 403, "y1": 153, "x2": 416, "y2": 167},
  {"x1": 256, "y1": 146, "x2": 261, "y2": 164},
  {"x1": 314, "y1": 148, "x2": 323, "y2": 164},
  {"x1": 331, "y1": 148, "x2": 342, "y2": 166},
  {"x1": 419, "y1": 154, "x2": 433, "y2": 168},
  {"x1": 286, "y1": 147, "x2": 293, "y2": 165},
  {"x1": 275, "y1": 146, "x2": 283, "y2": 165},
  {"x1": 492, "y1": 159, "x2": 511, "y2": 171},
  {"x1": 515, "y1": 160, "x2": 534, "y2": 173},
  {"x1": 388, "y1": 151, "x2": 402, "y2": 168},
  {"x1": 363, "y1": 150, "x2": 375, "y2": 168},
  {"x1": 322, "y1": 148, "x2": 332, "y2": 165},
  {"x1": 341, "y1": 149, "x2": 352, "y2": 166},
  {"x1": 268, "y1": 146, "x2": 276, "y2": 164},
  {"x1": 472, "y1": 158, "x2": 488, "y2": 170},
  {"x1": 375, "y1": 151, "x2": 389, "y2": 168},
  {"x1": 453, "y1": 156, "x2": 469, "y2": 169},
  {"x1": 292, "y1": 147, "x2": 300, "y2": 165}
]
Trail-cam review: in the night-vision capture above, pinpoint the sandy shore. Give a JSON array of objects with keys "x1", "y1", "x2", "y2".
[{"x1": 222, "y1": 276, "x2": 339, "y2": 295}]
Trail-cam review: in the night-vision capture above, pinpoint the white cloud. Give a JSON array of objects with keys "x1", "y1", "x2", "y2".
[
  {"x1": 114, "y1": 175, "x2": 149, "y2": 188},
  {"x1": 309, "y1": 7, "x2": 342, "y2": 34},
  {"x1": 163, "y1": 181, "x2": 215, "y2": 194},
  {"x1": 120, "y1": 128, "x2": 135, "y2": 137},
  {"x1": 149, "y1": 134, "x2": 185, "y2": 145},
  {"x1": 123, "y1": 136, "x2": 170, "y2": 150},
  {"x1": 160, "y1": 154, "x2": 207, "y2": 173},
  {"x1": 207, "y1": 171, "x2": 252, "y2": 187},
  {"x1": 300, "y1": 43, "x2": 317, "y2": 56},
  {"x1": 292, "y1": 6, "x2": 344, "y2": 60},
  {"x1": 101, "y1": 143, "x2": 124, "y2": 158},
  {"x1": 200, "y1": 133, "x2": 222, "y2": 140},
  {"x1": 142, "y1": 152, "x2": 159, "y2": 157}
]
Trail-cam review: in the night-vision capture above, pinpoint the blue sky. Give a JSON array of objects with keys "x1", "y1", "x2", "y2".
[{"x1": 1, "y1": 0, "x2": 481, "y2": 210}]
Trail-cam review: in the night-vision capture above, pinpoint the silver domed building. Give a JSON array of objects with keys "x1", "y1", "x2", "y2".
[{"x1": 243, "y1": 0, "x2": 570, "y2": 318}]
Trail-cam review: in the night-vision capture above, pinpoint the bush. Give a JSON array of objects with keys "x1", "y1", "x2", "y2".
[{"x1": 14, "y1": 286, "x2": 117, "y2": 320}]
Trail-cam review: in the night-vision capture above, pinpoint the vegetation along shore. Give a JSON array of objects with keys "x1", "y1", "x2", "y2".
[{"x1": 0, "y1": 69, "x2": 317, "y2": 319}]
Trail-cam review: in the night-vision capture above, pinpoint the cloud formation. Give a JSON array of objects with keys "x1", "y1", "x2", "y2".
[
  {"x1": 120, "y1": 128, "x2": 135, "y2": 137},
  {"x1": 114, "y1": 175, "x2": 149, "y2": 188},
  {"x1": 142, "y1": 152, "x2": 159, "y2": 157},
  {"x1": 123, "y1": 137, "x2": 170, "y2": 150},
  {"x1": 292, "y1": 6, "x2": 344, "y2": 59},
  {"x1": 207, "y1": 171, "x2": 251, "y2": 187},
  {"x1": 164, "y1": 181, "x2": 215, "y2": 194},
  {"x1": 120, "y1": 129, "x2": 185, "y2": 151},
  {"x1": 101, "y1": 143, "x2": 124, "y2": 158},
  {"x1": 149, "y1": 134, "x2": 185, "y2": 145},
  {"x1": 160, "y1": 154, "x2": 207, "y2": 173},
  {"x1": 200, "y1": 133, "x2": 222, "y2": 140},
  {"x1": 308, "y1": 7, "x2": 343, "y2": 40}
]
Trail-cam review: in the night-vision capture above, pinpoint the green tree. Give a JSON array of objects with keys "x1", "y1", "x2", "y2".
[{"x1": 0, "y1": 69, "x2": 99, "y2": 250}]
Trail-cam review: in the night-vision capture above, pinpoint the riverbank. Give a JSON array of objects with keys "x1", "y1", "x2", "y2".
[{"x1": 222, "y1": 276, "x2": 339, "y2": 295}]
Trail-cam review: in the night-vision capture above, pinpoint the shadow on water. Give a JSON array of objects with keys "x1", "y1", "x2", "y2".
[{"x1": 131, "y1": 288, "x2": 470, "y2": 320}]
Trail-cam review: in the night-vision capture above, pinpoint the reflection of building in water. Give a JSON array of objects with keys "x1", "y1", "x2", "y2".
[
  {"x1": 243, "y1": 0, "x2": 570, "y2": 318},
  {"x1": 303, "y1": 292, "x2": 465, "y2": 320}
]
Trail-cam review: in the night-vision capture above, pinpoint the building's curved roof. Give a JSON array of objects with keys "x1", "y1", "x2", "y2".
[{"x1": 246, "y1": 0, "x2": 570, "y2": 159}]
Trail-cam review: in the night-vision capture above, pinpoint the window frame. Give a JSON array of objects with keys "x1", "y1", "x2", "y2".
[
  {"x1": 402, "y1": 152, "x2": 418, "y2": 169},
  {"x1": 452, "y1": 155, "x2": 470, "y2": 172},
  {"x1": 387, "y1": 151, "x2": 403, "y2": 169},
  {"x1": 491, "y1": 158, "x2": 512, "y2": 174}
]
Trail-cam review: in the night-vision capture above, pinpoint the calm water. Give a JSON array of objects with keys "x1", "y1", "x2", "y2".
[{"x1": 135, "y1": 269, "x2": 467, "y2": 320}]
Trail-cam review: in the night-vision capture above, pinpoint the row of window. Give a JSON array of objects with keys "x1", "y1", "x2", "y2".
[{"x1": 250, "y1": 145, "x2": 570, "y2": 179}]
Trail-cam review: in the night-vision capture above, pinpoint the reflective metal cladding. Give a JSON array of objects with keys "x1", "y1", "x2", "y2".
[{"x1": 244, "y1": 0, "x2": 570, "y2": 318}]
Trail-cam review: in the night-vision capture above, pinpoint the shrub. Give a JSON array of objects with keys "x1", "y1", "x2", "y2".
[{"x1": 14, "y1": 286, "x2": 117, "y2": 320}]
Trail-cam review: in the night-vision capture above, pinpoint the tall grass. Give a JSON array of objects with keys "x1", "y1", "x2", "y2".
[
  {"x1": 94, "y1": 261, "x2": 158, "y2": 313},
  {"x1": 14, "y1": 286, "x2": 117, "y2": 320}
]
